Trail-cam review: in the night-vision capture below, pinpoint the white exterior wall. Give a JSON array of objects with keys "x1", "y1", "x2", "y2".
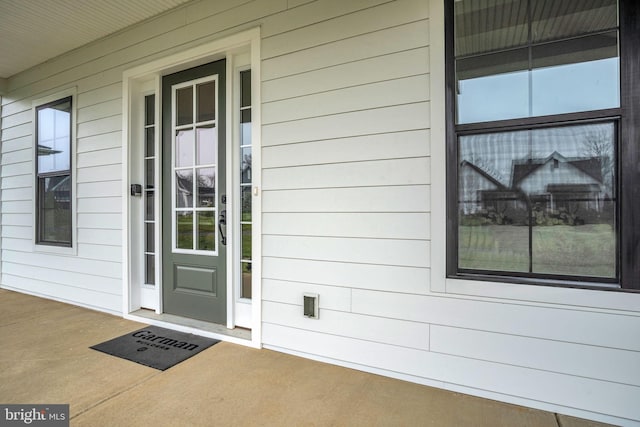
[{"x1": 0, "y1": 0, "x2": 639, "y2": 425}]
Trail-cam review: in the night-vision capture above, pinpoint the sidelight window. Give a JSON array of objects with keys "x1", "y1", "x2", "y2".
[
  {"x1": 239, "y1": 69, "x2": 252, "y2": 299},
  {"x1": 144, "y1": 94, "x2": 156, "y2": 285}
]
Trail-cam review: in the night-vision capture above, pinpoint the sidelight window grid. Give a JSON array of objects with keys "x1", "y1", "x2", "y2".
[
  {"x1": 144, "y1": 94, "x2": 156, "y2": 285},
  {"x1": 239, "y1": 69, "x2": 252, "y2": 299}
]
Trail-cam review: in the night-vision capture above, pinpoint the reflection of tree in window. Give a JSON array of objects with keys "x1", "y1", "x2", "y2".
[{"x1": 242, "y1": 152, "x2": 251, "y2": 183}]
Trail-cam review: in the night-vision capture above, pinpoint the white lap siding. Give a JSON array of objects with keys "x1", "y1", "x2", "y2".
[
  {"x1": 0, "y1": 0, "x2": 638, "y2": 424},
  {"x1": 260, "y1": 1, "x2": 640, "y2": 425}
]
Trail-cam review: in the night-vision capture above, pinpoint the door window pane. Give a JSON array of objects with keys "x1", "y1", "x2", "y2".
[
  {"x1": 241, "y1": 109, "x2": 251, "y2": 124},
  {"x1": 241, "y1": 147, "x2": 252, "y2": 184},
  {"x1": 176, "y1": 170, "x2": 193, "y2": 208},
  {"x1": 145, "y1": 95, "x2": 155, "y2": 126},
  {"x1": 196, "y1": 167, "x2": 215, "y2": 207},
  {"x1": 145, "y1": 223, "x2": 155, "y2": 252},
  {"x1": 145, "y1": 191, "x2": 154, "y2": 221},
  {"x1": 242, "y1": 223, "x2": 252, "y2": 261},
  {"x1": 241, "y1": 186, "x2": 252, "y2": 222},
  {"x1": 241, "y1": 121, "x2": 251, "y2": 146},
  {"x1": 176, "y1": 212, "x2": 193, "y2": 249},
  {"x1": 176, "y1": 87, "x2": 193, "y2": 126},
  {"x1": 145, "y1": 159, "x2": 154, "y2": 189},
  {"x1": 196, "y1": 125, "x2": 216, "y2": 165},
  {"x1": 145, "y1": 127, "x2": 155, "y2": 157},
  {"x1": 145, "y1": 254, "x2": 155, "y2": 285},
  {"x1": 197, "y1": 211, "x2": 216, "y2": 251},
  {"x1": 175, "y1": 129, "x2": 194, "y2": 167},
  {"x1": 458, "y1": 122, "x2": 616, "y2": 277},
  {"x1": 240, "y1": 70, "x2": 251, "y2": 107},
  {"x1": 196, "y1": 81, "x2": 215, "y2": 122},
  {"x1": 241, "y1": 262, "x2": 252, "y2": 299}
]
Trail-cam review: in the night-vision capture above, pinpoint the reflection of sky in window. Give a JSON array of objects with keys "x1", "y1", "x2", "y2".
[
  {"x1": 241, "y1": 122, "x2": 251, "y2": 147},
  {"x1": 458, "y1": 71, "x2": 529, "y2": 123},
  {"x1": 38, "y1": 107, "x2": 70, "y2": 173},
  {"x1": 176, "y1": 130, "x2": 194, "y2": 167},
  {"x1": 458, "y1": 58, "x2": 619, "y2": 124},
  {"x1": 532, "y1": 58, "x2": 619, "y2": 115},
  {"x1": 196, "y1": 127, "x2": 217, "y2": 165}
]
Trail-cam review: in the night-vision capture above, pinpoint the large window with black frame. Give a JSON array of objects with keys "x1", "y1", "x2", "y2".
[{"x1": 446, "y1": 0, "x2": 640, "y2": 290}]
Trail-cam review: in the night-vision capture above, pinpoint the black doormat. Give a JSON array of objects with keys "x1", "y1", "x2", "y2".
[{"x1": 90, "y1": 326, "x2": 219, "y2": 370}]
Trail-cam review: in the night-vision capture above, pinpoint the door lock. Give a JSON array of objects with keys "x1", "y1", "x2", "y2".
[{"x1": 130, "y1": 184, "x2": 142, "y2": 196}]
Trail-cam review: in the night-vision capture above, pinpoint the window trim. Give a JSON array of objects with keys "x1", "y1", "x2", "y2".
[
  {"x1": 617, "y1": 0, "x2": 640, "y2": 291},
  {"x1": 170, "y1": 75, "x2": 220, "y2": 256},
  {"x1": 121, "y1": 27, "x2": 263, "y2": 341},
  {"x1": 32, "y1": 88, "x2": 77, "y2": 255},
  {"x1": 445, "y1": 0, "x2": 640, "y2": 291}
]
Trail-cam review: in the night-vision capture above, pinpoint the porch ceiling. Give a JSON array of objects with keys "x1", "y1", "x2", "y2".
[{"x1": 0, "y1": 0, "x2": 194, "y2": 79}]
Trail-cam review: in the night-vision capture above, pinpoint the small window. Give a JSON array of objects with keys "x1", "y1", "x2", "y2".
[
  {"x1": 36, "y1": 97, "x2": 72, "y2": 246},
  {"x1": 447, "y1": 0, "x2": 640, "y2": 290}
]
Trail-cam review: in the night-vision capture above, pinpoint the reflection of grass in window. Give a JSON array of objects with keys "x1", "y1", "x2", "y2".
[
  {"x1": 459, "y1": 224, "x2": 615, "y2": 277},
  {"x1": 242, "y1": 224, "x2": 251, "y2": 260},
  {"x1": 459, "y1": 225, "x2": 529, "y2": 273},
  {"x1": 198, "y1": 212, "x2": 215, "y2": 251},
  {"x1": 176, "y1": 213, "x2": 193, "y2": 249},
  {"x1": 532, "y1": 224, "x2": 615, "y2": 277},
  {"x1": 42, "y1": 206, "x2": 71, "y2": 243}
]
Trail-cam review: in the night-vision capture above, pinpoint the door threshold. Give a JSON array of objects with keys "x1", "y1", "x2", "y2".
[{"x1": 128, "y1": 309, "x2": 251, "y2": 343}]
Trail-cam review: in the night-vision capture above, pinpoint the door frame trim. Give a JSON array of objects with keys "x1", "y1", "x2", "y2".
[{"x1": 122, "y1": 28, "x2": 262, "y2": 348}]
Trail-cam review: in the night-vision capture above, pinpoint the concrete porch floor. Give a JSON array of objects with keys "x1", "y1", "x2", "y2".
[{"x1": 0, "y1": 289, "x2": 612, "y2": 427}]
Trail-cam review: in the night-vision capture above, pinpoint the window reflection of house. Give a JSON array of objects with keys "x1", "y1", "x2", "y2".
[
  {"x1": 513, "y1": 152, "x2": 603, "y2": 202},
  {"x1": 547, "y1": 184, "x2": 603, "y2": 216},
  {"x1": 512, "y1": 152, "x2": 606, "y2": 221},
  {"x1": 460, "y1": 151, "x2": 611, "y2": 225},
  {"x1": 175, "y1": 172, "x2": 216, "y2": 208},
  {"x1": 459, "y1": 160, "x2": 505, "y2": 215}
]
